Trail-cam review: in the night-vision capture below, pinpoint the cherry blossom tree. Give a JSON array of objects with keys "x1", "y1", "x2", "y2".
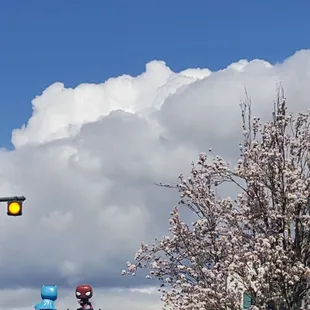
[{"x1": 123, "y1": 89, "x2": 310, "y2": 310}]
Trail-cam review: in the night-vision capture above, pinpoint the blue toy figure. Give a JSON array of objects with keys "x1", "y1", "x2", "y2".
[{"x1": 34, "y1": 285, "x2": 58, "y2": 310}]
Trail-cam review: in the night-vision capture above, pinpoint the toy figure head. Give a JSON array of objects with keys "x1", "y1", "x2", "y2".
[
  {"x1": 75, "y1": 284, "x2": 93, "y2": 300},
  {"x1": 41, "y1": 285, "x2": 58, "y2": 301}
]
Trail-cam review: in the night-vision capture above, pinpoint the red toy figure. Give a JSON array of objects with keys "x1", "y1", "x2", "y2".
[{"x1": 75, "y1": 284, "x2": 93, "y2": 310}]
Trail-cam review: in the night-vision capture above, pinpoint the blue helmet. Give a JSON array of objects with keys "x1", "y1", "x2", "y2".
[{"x1": 41, "y1": 285, "x2": 57, "y2": 301}]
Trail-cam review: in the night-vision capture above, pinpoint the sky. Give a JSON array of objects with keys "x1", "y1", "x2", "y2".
[
  {"x1": 2, "y1": 0, "x2": 310, "y2": 149},
  {"x1": 1, "y1": 1, "x2": 310, "y2": 309}
]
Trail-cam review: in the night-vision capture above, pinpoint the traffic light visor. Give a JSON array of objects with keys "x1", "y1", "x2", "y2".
[{"x1": 8, "y1": 201, "x2": 22, "y2": 215}]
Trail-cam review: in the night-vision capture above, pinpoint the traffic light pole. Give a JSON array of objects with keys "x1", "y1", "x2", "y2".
[
  {"x1": 0, "y1": 196, "x2": 26, "y2": 216},
  {"x1": 0, "y1": 196, "x2": 26, "y2": 202}
]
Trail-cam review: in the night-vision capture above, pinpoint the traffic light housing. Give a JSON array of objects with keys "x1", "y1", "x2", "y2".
[{"x1": 7, "y1": 200, "x2": 23, "y2": 216}]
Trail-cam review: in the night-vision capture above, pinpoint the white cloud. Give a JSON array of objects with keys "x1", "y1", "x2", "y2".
[{"x1": 0, "y1": 50, "x2": 310, "y2": 308}]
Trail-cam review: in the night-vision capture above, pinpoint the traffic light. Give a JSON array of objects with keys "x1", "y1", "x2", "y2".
[{"x1": 7, "y1": 200, "x2": 23, "y2": 216}]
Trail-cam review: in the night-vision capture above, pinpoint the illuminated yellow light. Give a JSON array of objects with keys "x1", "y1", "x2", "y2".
[{"x1": 8, "y1": 201, "x2": 21, "y2": 215}]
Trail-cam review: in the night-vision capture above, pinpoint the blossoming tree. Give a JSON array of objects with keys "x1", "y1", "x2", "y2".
[{"x1": 123, "y1": 90, "x2": 310, "y2": 310}]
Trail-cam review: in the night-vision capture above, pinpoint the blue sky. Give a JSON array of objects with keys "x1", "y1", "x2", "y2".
[{"x1": 1, "y1": 0, "x2": 310, "y2": 149}]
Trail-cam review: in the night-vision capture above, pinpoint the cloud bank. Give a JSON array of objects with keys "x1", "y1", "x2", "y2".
[{"x1": 2, "y1": 50, "x2": 310, "y2": 309}]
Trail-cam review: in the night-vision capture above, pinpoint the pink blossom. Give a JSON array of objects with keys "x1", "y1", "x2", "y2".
[{"x1": 124, "y1": 90, "x2": 310, "y2": 310}]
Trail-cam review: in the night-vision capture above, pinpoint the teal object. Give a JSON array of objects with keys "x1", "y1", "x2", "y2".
[
  {"x1": 34, "y1": 285, "x2": 57, "y2": 310},
  {"x1": 243, "y1": 292, "x2": 251, "y2": 309}
]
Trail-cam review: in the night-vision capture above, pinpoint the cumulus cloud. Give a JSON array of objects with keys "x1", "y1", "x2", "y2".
[{"x1": 1, "y1": 50, "x2": 310, "y2": 309}]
